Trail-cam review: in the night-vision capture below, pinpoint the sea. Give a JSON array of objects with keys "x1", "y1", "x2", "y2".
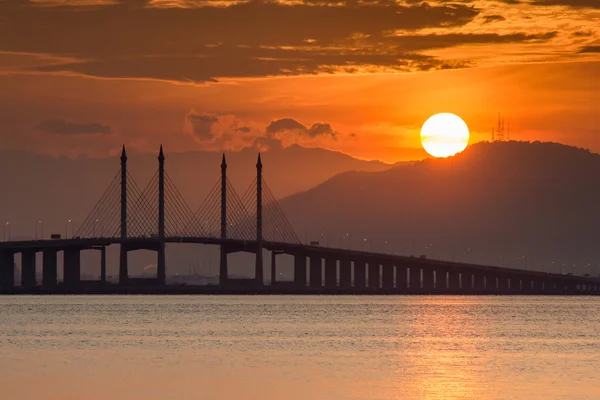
[{"x1": 1, "y1": 295, "x2": 599, "y2": 400}]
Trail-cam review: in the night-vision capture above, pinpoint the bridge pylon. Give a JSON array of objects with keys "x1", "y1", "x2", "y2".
[
  {"x1": 219, "y1": 154, "x2": 228, "y2": 287},
  {"x1": 119, "y1": 145, "x2": 128, "y2": 284},
  {"x1": 157, "y1": 145, "x2": 166, "y2": 285},
  {"x1": 255, "y1": 154, "x2": 263, "y2": 286}
]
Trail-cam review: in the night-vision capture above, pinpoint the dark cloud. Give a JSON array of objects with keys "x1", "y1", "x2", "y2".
[
  {"x1": 237, "y1": 127, "x2": 251, "y2": 133},
  {"x1": 0, "y1": 1, "x2": 570, "y2": 82},
  {"x1": 266, "y1": 118, "x2": 337, "y2": 139},
  {"x1": 572, "y1": 30, "x2": 594, "y2": 37},
  {"x1": 530, "y1": 0, "x2": 600, "y2": 8},
  {"x1": 0, "y1": 0, "x2": 487, "y2": 81},
  {"x1": 35, "y1": 118, "x2": 113, "y2": 135},
  {"x1": 578, "y1": 46, "x2": 600, "y2": 53},
  {"x1": 29, "y1": 32, "x2": 556, "y2": 82},
  {"x1": 308, "y1": 123, "x2": 336, "y2": 138},
  {"x1": 497, "y1": 0, "x2": 600, "y2": 7},
  {"x1": 483, "y1": 15, "x2": 506, "y2": 23},
  {"x1": 266, "y1": 118, "x2": 308, "y2": 134},
  {"x1": 187, "y1": 113, "x2": 218, "y2": 140}
]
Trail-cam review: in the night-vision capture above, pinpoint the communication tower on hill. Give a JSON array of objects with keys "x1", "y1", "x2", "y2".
[{"x1": 492, "y1": 113, "x2": 510, "y2": 141}]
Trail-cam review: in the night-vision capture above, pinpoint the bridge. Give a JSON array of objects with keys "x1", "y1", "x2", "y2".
[{"x1": 0, "y1": 146, "x2": 598, "y2": 295}]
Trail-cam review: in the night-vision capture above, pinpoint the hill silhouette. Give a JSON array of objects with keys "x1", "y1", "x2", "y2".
[{"x1": 280, "y1": 141, "x2": 600, "y2": 276}]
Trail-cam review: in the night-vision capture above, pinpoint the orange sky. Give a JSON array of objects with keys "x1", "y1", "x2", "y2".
[{"x1": 0, "y1": 0, "x2": 598, "y2": 163}]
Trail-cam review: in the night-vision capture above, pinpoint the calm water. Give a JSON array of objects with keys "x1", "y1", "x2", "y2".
[{"x1": 1, "y1": 296, "x2": 599, "y2": 400}]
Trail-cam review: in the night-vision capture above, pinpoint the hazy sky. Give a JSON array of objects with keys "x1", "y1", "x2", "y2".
[{"x1": 0, "y1": 0, "x2": 598, "y2": 162}]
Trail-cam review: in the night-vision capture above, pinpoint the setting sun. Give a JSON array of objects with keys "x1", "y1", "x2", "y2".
[{"x1": 420, "y1": 113, "x2": 470, "y2": 158}]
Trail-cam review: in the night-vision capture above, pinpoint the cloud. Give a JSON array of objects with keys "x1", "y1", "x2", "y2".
[
  {"x1": 266, "y1": 118, "x2": 337, "y2": 139},
  {"x1": 183, "y1": 111, "x2": 259, "y2": 151},
  {"x1": 266, "y1": 118, "x2": 308, "y2": 135},
  {"x1": 183, "y1": 113, "x2": 345, "y2": 151},
  {"x1": 308, "y1": 123, "x2": 336, "y2": 138},
  {"x1": 572, "y1": 30, "x2": 594, "y2": 37},
  {"x1": 0, "y1": 0, "x2": 490, "y2": 81},
  {"x1": 483, "y1": 15, "x2": 506, "y2": 23},
  {"x1": 187, "y1": 113, "x2": 218, "y2": 140},
  {"x1": 578, "y1": 46, "x2": 600, "y2": 53},
  {"x1": 35, "y1": 118, "x2": 113, "y2": 135},
  {"x1": 497, "y1": 0, "x2": 599, "y2": 7},
  {"x1": 529, "y1": 0, "x2": 600, "y2": 8}
]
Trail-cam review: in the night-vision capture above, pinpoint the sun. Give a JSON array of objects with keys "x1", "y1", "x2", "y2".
[{"x1": 420, "y1": 113, "x2": 470, "y2": 158}]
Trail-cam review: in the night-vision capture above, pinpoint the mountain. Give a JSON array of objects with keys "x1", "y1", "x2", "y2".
[{"x1": 279, "y1": 141, "x2": 600, "y2": 276}]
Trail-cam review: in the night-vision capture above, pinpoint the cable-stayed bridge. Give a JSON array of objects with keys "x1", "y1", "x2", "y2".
[{"x1": 0, "y1": 146, "x2": 598, "y2": 295}]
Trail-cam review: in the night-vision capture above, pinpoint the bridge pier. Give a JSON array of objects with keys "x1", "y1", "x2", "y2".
[
  {"x1": 382, "y1": 263, "x2": 394, "y2": 290},
  {"x1": 395, "y1": 264, "x2": 407, "y2": 291},
  {"x1": 448, "y1": 270, "x2": 461, "y2": 291},
  {"x1": 436, "y1": 269, "x2": 448, "y2": 290},
  {"x1": 63, "y1": 248, "x2": 81, "y2": 288},
  {"x1": 0, "y1": 249, "x2": 15, "y2": 290},
  {"x1": 270, "y1": 251, "x2": 277, "y2": 286},
  {"x1": 339, "y1": 258, "x2": 351, "y2": 289},
  {"x1": 422, "y1": 268, "x2": 434, "y2": 291},
  {"x1": 368, "y1": 260, "x2": 380, "y2": 290},
  {"x1": 42, "y1": 249, "x2": 58, "y2": 288},
  {"x1": 354, "y1": 260, "x2": 366, "y2": 289},
  {"x1": 309, "y1": 255, "x2": 322, "y2": 288},
  {"x1": 100, "y1": 246, "x2": 107, "y2": 284},
  {"x1": 497, "y1": 275, "x2": 509, "y2": 292},
  {"x1": 294, "y1": 253, "x2": 307, "y2": 288},
  {"x1": 219, "y1": 246, "x2": 228, "y2": 287},
  {"x1": 157, "y1": 243, "x2": 166, "y2": 286},
  {"x1": 325, "y1": 257, "x2": 337, "y2": 289},
  {"x1": 409, "y1": 265, "x2": 420, "y2": 291},
  {"x1": 473, "y1": 273, "x2": 485, "y2": 292},
  {"x1": 21, "y1": 250, "x2": 37, "y2": 289},
  {"x1": 119, "y1": 245, "x2": 128, "y2": 285}
]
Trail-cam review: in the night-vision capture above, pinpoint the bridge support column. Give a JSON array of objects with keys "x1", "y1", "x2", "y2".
[
  {"x1": 157, "y1": 243, "x2": 166, "y2": 285},
  {"x1": 497, "y1": 275, "x2": 509, "y2": 292},
  {"x1": 422, "y1": 268, "x2": 434, "y2": 291},
  {"x1": 309, "y1": 255, "x2": 322, "y2": 288},
  {"x1": 0, "y1": 250, "x2": 15, "y2": 290},
  {"x1": 436, "y1": 269, "x2": 447, "y2": 290},
  {"x1": 354, "y1": 260, "x2": 366, "y2": 289},
  {"x1": 42, "y1": 249, "x2": 57, "y2": 288},
  {"x1": 325, "y1": 258, "x2": 337, "y2": 289},
  {"x1": 63, "y1": 248, "x2": 81, "y2": 288},
  {"x1": 119, "y1": 245, "x2": 128, "y2": 285},
  {"x1": 100, "y1": 246, "x2": 107, "y2": 284},
  {"x1": 382, "y1": 263, "x2": 394, "y2": 290},
  {"x1": 409, "y1": 265, "x2": 420, "y2": 291},
  {"x1": 448, "y1": 270, "x2": 460, "y2": 291},
  {"x1": 339, "y1": 258, "x2": 351, "y2": 289},
  {"x1": 294, "y1": 254, "x2": 307, "y2": 288},
  {"x1": 532, "y1": 279, "x2": 543, "y2": 294},
  {"x1": 219, "y1": 246, "x2": 228, "y2": 287},
  {"x1": 474, "y1": 273, "x2": 485, "y2": 292},
  {"x1": 395, "y1": 265, "x2": 407, "y2": 291},
  {"x1": 21, "y1": 250, "x2": 37, "y2": 289},
  {"x1": 368, "y1": 260, "x2": 380, "y2": 290},
  {"x1": 270, "y1": 251, "x2": 277, "y2": 286}
]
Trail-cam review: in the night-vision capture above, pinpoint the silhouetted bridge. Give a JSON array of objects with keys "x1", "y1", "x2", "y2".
[{"x1": 0, "y1": 147, "x2": 598, "y2": 295}]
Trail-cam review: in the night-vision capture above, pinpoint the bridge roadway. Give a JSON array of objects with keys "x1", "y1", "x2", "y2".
[{"x1": 0, "y1": 236, "x2": 598, "y2": 295}]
